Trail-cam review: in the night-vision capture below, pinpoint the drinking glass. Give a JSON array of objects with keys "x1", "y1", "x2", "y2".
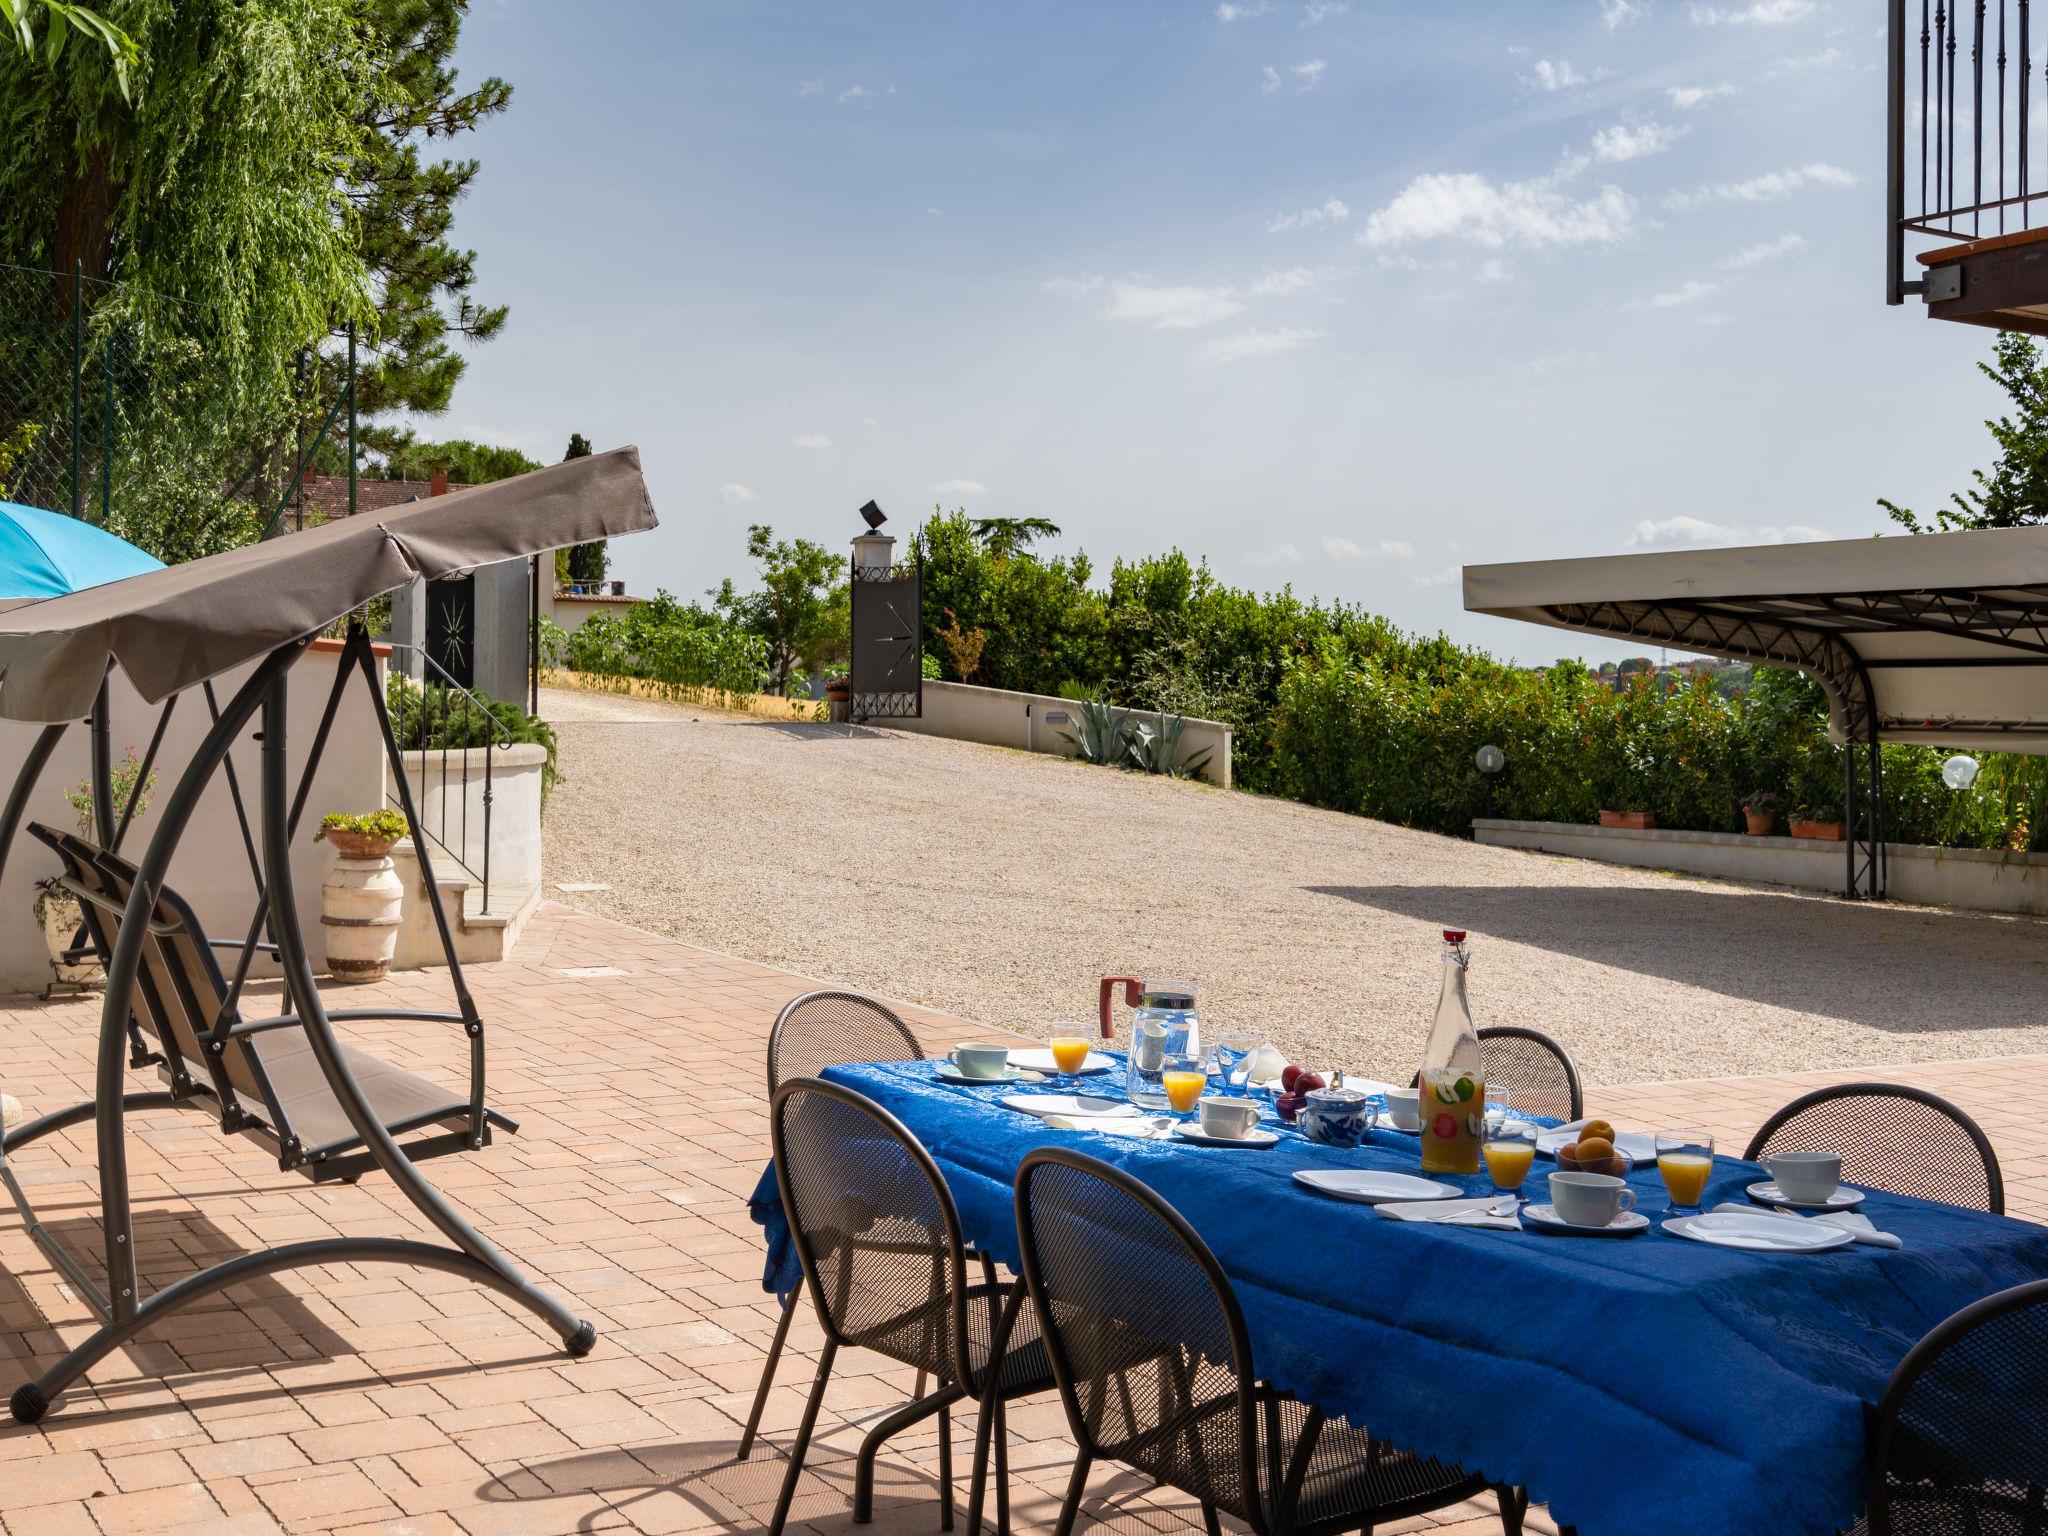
[
  {"x1": 1213, "y1": 1034, "x2": 1258, "y2": 1096},
  {"x1": 1047, "y1": 1033, "x2": 1093, "y2": 1085},
  {"x1": 1482, "y1": 1120, "x2": 1539, "y2": 1199},
  {"x1": 1161, "y1": 1052, "x2": 1207, "y2": 1117},
  {"x1": 1656, "y1": 1131, "x2": 1715, "y2": 1215}
]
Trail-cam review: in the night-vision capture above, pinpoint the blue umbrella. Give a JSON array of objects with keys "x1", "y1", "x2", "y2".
[{"x1": 0, "y1": 500, "x2": 162, "y2": 600}]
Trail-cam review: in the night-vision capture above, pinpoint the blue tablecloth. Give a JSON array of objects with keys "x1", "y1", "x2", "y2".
[{"x1": 747, "y1": 1058, "x2": 2048, "y2": 1536}]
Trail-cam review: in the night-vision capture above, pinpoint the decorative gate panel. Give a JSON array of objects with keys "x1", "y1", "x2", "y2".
[{"x1": 849, "y1": 562, "x2": 921, "y2": 719}]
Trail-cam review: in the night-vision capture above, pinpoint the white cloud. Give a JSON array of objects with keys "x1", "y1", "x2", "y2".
[
  {"x1": 1292, "y1": 59, "x2": 1327, "y2": 89},
  {"x1": 1323, "y1": 535, "x2": 1415, "y2": 559},
  {"x1": 1592, "y1": 120, "x2": 1682, "y2": 162},
  {"x1": 1477, "y1": 258, "x2": 1511, "y2": 283},
  {"x1": 1043, "y1": 274, "x2": 1105, "y2": 299},
  {"x1": 1267, "y1": 196, "x2": 1351, "y2": 234},
  {"x1": 836, "y1": 84, "x2": 895, "y2": 106},
  {"x1": 1625, "y1": 515, "x2": 1830, "y2": 548},
  {"x1": 1410, "y1": 567, "x2": 1460, "y2": 589},
  {"x1": 1769, "y1": 47, "x2": 1847, "y2": 74},
  {"x1": 1194, "y1": 326, "x2": 1328, "y2": 364},
  {"x1": 1666, "y1": 162, "x2": 1856, "y2": 208},
  {"x1": 1261, "y1": 66, "x2": 1283, "y2": 95},
  {"x1": 1689, "y1": 0, "x2": 1814, "y2": 23},
  {"x1": 1245, "y1": 541, "x2": 1304, "y2": 565},
  {"x1": 1248, "y1": 265, "x2": 1322, "y2": 297},
  {"x1": 715, "y1": 483, "x2": 761, "y2": 504},
  {"x1": 1648, "y1": 278, "x2": 1721, "y2": 307},
  {"x1": 1668, "y1": 82, "x2": 1737, "y2": 109},
  {"x1": 1102, "y1": 280, "x2": 1243, "y2": 330},
  {"x1": 1600, "y1": 0, "x2": 1651, "y2": 27},
  {"x1": 1719, "y1": 232, "x2": 1805, "y2": 269},
  {"x1": 1361, "y1": 171, "x2": 1635, "y2": 250},
  {"x1": 1529, "y1": 59, "x2": 1587, "y2": 92},
  {"x1": 1217, "y1": 1, "x2": 1271, "y2": 18},
  {"x1": 797, "y1": 80, "x2": 824, "y2": 97},
  {"x1": 1301, "y1": 1, "x2": 1348, "y2": 24},
  {"x1": 927, "y1": 479, "x2": 988, "y2": 496},
  {"x1": 791, "y1": 433, "x2": 833, "y2": 450}
]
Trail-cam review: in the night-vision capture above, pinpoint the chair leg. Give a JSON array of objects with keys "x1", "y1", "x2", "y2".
[
  {"x1": 1052, "y1": 1450, "x2": 1092, "y2": 1536},
  {"x1": 964, "y1": 1386, "x2": 999, "y2": 1536},
  {"x1": 1201, "y1": 1503, "x2": 1224, "y2": 1536},
  {"x1": 938, "y1": 1392, "x2": 955, "y2": 1531},
  {"x1": 856, "y1": 1382, "x2": 959, "y2": 1523},
  {"x1": 1493, "y1": 1484, "x2": 1528, "y2": 1536},
  {"x1": 738, "y1": 1292, "x2": 796, "y2": 1459},
  {"x1": 993, "y1": 1397, "x2": 1010, "y2": 1536},
  {"x1": 768, "y1": 1339, "x2": 837, "y2": 1536}
]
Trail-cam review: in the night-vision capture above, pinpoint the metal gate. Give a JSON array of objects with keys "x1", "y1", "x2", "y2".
[{"x1": 848, "y1": 556, "x2": 921, "y2": 719}]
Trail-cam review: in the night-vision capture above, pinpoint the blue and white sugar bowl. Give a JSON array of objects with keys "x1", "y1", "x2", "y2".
[{"x1": 1298, "y1": 1087, "x2": 1377, "y2": 1148}]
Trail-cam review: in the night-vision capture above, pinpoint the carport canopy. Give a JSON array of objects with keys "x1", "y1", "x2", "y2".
[{"x1": 1462, "y1": 525, "x2": 2048, "y2": 755}]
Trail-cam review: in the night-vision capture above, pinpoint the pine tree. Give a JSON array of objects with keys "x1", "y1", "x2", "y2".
[
  {"x1": 560, "y1": 433, "x2": 609, "y2": 586},
  {"x1": 1881, "y1": 332, "x2": 2048, "y2": 533}
]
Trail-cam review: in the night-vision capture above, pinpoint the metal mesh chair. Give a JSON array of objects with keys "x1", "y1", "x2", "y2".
[
  {"x1": 1477, "y1": 1026, "x2": 1583, "y2": 1124},
  {"x1": 1742, "y1": 1084, "x2": 2004, "y2": 1214},
  {"x1": 768, "y1": 1078, "x2": 1052, "y2": 1536},
  {"x1": 740, "y1": 989, "x2": 926, "y2": 1458},
  {"x1": 1014, "y1": 1148, "x2": 1504, "y2": 1536},
  {"x1": 1868, "y1": 1279, "x2": 2048, "y2": 1535}
]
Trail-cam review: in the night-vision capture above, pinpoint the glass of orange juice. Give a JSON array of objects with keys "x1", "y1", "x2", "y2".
[
  {"x1": 1482, "y1": 1121, "x2": 1538, "y2": 1197},
  {"x1": 1048, "y1": 1035, "x2": 1093, "y2": 1082},
  {"x1": 1656, "y1": 1131, "x2": 1715, "y2": 1214},
  {"x1": 1161, "y1": 1052, "x2": 1207, "y2": 1116}
]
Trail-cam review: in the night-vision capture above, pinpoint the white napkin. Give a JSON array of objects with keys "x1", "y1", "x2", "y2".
[
  {"x1": 1710, "y1": 1201, "x2": 1902, "y2": 1249},
  {"x1": 1044, "y1": 1113, "x2": 1174, "y2": 1139},
  {"x1": 1244, "y1": 1043, "x2": 1290, "y2": 1089},
  {"x1": 1375, "y1": 1197, "x2": 1522, "y2": 1230}
]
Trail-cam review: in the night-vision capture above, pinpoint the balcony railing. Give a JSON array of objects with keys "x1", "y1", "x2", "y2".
[{"x1": 1888, "y1": 0, "x2": 2048, "y2": 301}]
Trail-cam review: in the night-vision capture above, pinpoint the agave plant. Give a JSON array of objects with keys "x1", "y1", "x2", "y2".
[
  {"x1": 1126, "y1": 710, "x2": 1213, "y2": 779},
  {"x1": 1059, "y1": 697, "x2": 1136, "y2": 765}
]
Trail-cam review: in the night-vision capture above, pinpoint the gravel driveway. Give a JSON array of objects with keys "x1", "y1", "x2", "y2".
[{"x1": 539, "y1": 686, "x2": 2048, "y2": 1086}]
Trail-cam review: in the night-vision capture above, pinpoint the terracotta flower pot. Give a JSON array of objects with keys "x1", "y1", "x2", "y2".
[
  {"x1": 1745, "y1": 811, "x2": 1775, "y2": 836},
  {"x1": 1790, "y1": 819, "x2": 1845, "y2": 842},
  {"x1": 323, "y1": 829, "x2": 402, "y2": 861},
  {"x1": 1599, "y1": 809, "x2": 1657, "y2": 830}
]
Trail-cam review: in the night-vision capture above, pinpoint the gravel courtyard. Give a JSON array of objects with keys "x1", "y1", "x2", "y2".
[{"x1": 539, "y1": 685, "x2": 2048, "y2": 1086}]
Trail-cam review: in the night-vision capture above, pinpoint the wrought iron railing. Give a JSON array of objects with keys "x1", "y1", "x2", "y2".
[
  {"x1": 1889, "y1": 0, "x2": 2048, "y2": 300},
  {"x1": 382, "y1": 642, "x2": 511, "y2": 915}
]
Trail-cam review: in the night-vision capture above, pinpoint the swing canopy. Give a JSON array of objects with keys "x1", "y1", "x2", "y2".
[{"x1": 0, "y1": 446, "x2": 657, "y2": 1427}]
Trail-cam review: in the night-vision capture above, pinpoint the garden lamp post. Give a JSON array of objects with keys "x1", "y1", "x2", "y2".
[{"x1": 1475, "y1": 743, "x2": 1505, "y2": 819}]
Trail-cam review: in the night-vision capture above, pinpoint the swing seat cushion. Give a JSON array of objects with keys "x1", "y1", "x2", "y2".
[{"x1": 251, "y1": 1030, "x2": 472, "y2": 1153}]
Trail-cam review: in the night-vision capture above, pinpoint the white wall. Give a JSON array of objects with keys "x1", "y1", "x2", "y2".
[
  {"x1": 395, "y1": 742, "x2": 547, "y2": 907},
  {"x1": 0, "y1": 641, "x2": 386, "y2": 994},
  {"x1": 880, "y1": 680, "x2": 1234, "y2": 789}
]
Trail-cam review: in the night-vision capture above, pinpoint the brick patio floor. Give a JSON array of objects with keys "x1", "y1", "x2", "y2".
[{"x1": 0, "y1": 902, "x2": 2041, "y2": 1535}]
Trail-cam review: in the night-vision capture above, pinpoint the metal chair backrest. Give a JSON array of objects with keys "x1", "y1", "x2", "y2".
[
  {"x1": 1869, "y1": 1278, "x2": 2048, "y2": 1536},
  {"x1": 1015, "y1": 1148, "x2": 1263, "y2": 1531},
  {"x1": 1477, "y1": 1025, "x2": 1583, "y2": 1123},
  {"x1": 1742, "y1": 1083, "x2": 2004, "y2": 1214},
  {"x1": 29, "y1": 824, "x2": 176, "y2": 1070},
  {"x1": 771, "y1": 1077, "x2": 969, "y2": 1384},
  {"x1": 767, "y1": 989, "x2": 923, "y2": 1094}
]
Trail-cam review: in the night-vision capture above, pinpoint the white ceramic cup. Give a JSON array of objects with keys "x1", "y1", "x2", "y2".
[
  {"x1": 1198, "y1": 1097, "x2": 1261, "y2": 1140},
  {"x1": 1767, "y1": 1151, "x2": 1842, "y2": 1204},
  {"x1": 1548, "y1": 1170, "x2": 1637, "y2": 1228},
  {"x1": 948, "y1": 1042, "x2": 1012, "y2": 1080},
  {"x1": 1382, "y1": 1087, "x2": 1422, "y2": 1131}
]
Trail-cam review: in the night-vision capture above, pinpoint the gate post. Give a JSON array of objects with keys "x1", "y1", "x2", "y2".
[{"x1": 847, "y1": 510, "x2": 922, "y2": 723}]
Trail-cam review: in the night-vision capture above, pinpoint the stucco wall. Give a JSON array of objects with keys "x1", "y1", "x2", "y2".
[
  {"x1": 880, "y1": 680, "x2": 1232, "y2": 789},
  {"x1": 0, "y1": 641, "x2": 387, "y2": 995},
  {"x1": 1474, "y1": 817, "x2": 2048, "y2": 916},
  {"x1": 396, "y1": 742, "x2": 547, "y2": 907}
]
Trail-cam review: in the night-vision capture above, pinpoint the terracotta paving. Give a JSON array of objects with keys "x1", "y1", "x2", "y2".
[{"x1": 0, "y1": 901, "x2": 2041, "y2": 1535}]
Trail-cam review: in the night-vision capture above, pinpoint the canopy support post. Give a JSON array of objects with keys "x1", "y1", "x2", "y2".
[
  {"x1": 89, "y1": 678, "x2": 113, "y2": 848},
  {"x1": 0, "y1": 722, "x2": 70, "y2": 892},
  {"x1": 1841, "y1": 659, "x2": 1886, "y2": 901}
]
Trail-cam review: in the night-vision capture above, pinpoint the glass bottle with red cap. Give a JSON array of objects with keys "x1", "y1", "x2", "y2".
[{"x1": 1418, "y1": 929, "x2": 1485, "y2": 1174}]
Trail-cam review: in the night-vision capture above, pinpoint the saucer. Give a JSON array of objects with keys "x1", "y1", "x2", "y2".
[
  {"x1": 1173, "y1": 1123, "x2": 1279, "y2": 1149},
  {"x1": 933, "y1": 1063, "x2": 1045, "y2": 1086},
  {"x1": 1744, "y1": 1181, "x2": 1864, "y2": 1212},
  {"x1": 1522, "y1": 1203, "x2": 1648, "y2": 1238},
  {"x1": 1292, "y1": 1169, "x2": 1460, "y2": 1206},
  {"x1": 1663, "y1": 1210, "x2": 1854, "y2": 1253}
]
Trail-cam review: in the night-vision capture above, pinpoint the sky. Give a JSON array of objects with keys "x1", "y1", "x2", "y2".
[{"x1": 436, "y1": 0, "x2": 1999, "y2": 665}]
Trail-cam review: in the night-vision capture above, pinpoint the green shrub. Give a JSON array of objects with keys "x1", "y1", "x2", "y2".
[{"x1": 386, "y1": 675, "x2": 561, "y2": 804}]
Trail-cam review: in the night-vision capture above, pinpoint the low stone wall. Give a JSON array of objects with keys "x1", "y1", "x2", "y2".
[
  {"x1": 879, "y1": 680, "x2": 1233, "y2": 788},
  {"x1": 1474, "y1": 817, "x2": 2048, "y2": 916},
  {"x1": 397, "y1": 743, "x2": 547, "y2": 906}
]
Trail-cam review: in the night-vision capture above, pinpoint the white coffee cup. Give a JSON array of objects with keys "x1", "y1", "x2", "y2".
[
  {"x1": 1382, "y1": 1087, "x2": 1422, "y2": 1131},
  {"x1": 1198, "y1": 1097, "x2": 1261, "y2": 1140},
  {"x1": 1767, "y1": 1151, "x2": 1842, "y2": 1204},
  {"x1": 948, "y1": 1042, "x2": 1012, "y2": 1080},
  {"x1": 1548, "y1": 1171, "x2": 1637, "y2": 1228}
]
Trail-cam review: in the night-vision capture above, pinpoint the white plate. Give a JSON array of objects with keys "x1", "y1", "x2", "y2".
[
  {"x1": 1173, "y1": 1123, "x2": 1279, "y2": 1149},
  {"x1": 1292, "y1": 1169, "x2": 1461, "y2": 1206},
  {"x1": 1664, "y1": 1210, "x2": 1855, "y2": 1253},
  {"x1": 933, "y1": 1064, "x2": 1045, "y2": 1086},
  {"x1": 1536, "y1": 1123, "x2": 1660, "y2": 1164},
  {"x1": 1744, "y1": 1181, "x2": 1865, "y2": 1212},
  {"x1": 1001, "y1": 1092, "x2": 1137, "y2": 1121},
  {"x1": 1522, "y1": 1203, "x2": 1649, "y2": 1238},
  {"x1": 1009, "y1": 1047, "x2": 1114, "y2": 1075}
]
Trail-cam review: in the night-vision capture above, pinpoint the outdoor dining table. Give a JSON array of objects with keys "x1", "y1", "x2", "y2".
[{"x1": 748, "y1": 1056, "x2": 2048, "y2": 1536}]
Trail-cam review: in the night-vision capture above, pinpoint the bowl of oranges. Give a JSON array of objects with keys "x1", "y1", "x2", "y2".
[{"x1": 1554, "y1": 1119, "x2": 1634, "y2": 1178}]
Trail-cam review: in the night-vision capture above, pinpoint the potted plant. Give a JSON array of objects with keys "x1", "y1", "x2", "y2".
[
  {"x1": 1789, "y1": 805, "x2": 1846, "y2": 841},
  {"x1": 1742, "y1": 790, "x2": 1779, "y2": 837},
  {"x1": 825, "y1": 673, "x2": 851, "y2": 724},
  {"x1": 33, "y1": 749, "x2": 156, "y2": 993},
  {"x1": 316, "y1": 810, "x2": 410, "y2": 983},
  {"x1": 1598, "y1": 807, "x2": 1658, "y2": 830}
]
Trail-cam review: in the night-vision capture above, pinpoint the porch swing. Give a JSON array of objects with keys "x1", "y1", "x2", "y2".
[{"x1": 0, "y1": 446, "x2": 657, "y2": 1423}]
